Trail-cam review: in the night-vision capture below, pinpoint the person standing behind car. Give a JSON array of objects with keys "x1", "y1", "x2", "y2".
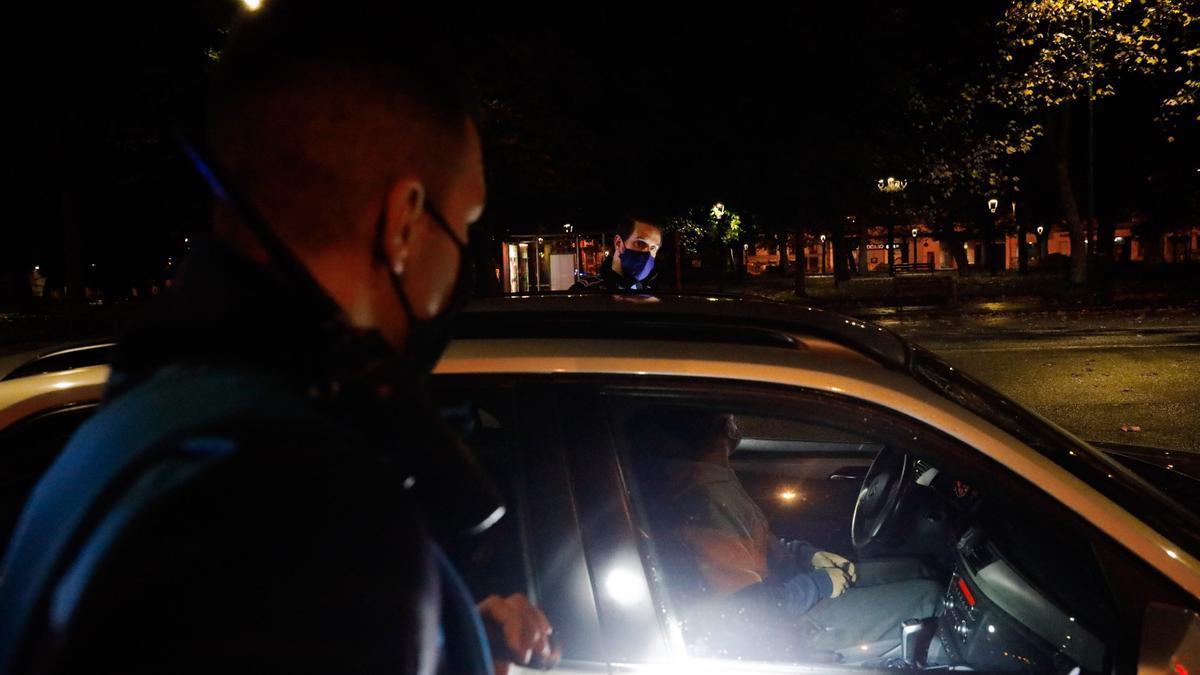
[
  {"x1": 0, "y1": 3, "x2": 557, "y2": 675},
  {"x1": 570, "y1": 217, "x2": 663, "y2": 292}
]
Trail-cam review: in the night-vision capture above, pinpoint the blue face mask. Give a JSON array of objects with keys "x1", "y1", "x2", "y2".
[{"x1": 619, "y1": 246, "x2": 655, "y2": 281}]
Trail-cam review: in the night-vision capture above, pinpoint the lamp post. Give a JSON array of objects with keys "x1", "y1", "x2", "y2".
[
  {"x1": 877, "y1": 177, "x2": 907, "y2": 277},
  {"x1": 986, "y1": 198, "x2": 999, "y2": 276},
  {"x1": 1036, "y1": 225, "x2": 1047, "y2": 260},
  {"x1": 1013, "y1": 201, "x2": 1028, "y2": 275},
  {"x1": 819, "y1": 234, "x2": 827, "y2": 275},
  {"x1": 911, "y1": 227, "x2": 919, "y2": 269}
]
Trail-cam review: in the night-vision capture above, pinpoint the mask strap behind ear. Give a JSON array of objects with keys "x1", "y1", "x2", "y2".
[{"x1": 177, "y1": 136, "x2": 346, "y2": 322}]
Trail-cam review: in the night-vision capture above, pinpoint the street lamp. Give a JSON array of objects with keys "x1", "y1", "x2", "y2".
[
  {"x1": 711, "y1": 202, "x2": 726, "y2": 220},
  {"x1": 911, "y1": 228, "x2": 919, "y2": 268},
  {"x1": 819, "y1": 234, "x2": 827, "y2": 275},
  {"x1": 877, "y1": 177, "x2": 907, "y2": 276},
  {"x1": 563, "y1": 223, "x2": 573, "y2": 233},
  {"x1": 984, "y1": 198, "x2": 1000, "y2": 275},
  {"x1": 241, "y1": 0, "x2": 263, "y2": 10}
]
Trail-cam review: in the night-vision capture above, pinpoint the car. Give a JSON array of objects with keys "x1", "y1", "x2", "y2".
[{"x1": 1, "y1": 295, "x2": 1197, "y2": 674}]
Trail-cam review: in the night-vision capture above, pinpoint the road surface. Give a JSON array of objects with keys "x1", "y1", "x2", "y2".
[{"x1": 879, "y1": 308, "x2": 1200, "y2": 452}]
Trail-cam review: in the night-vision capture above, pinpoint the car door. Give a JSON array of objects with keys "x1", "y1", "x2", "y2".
[
  {"x1": 430, "y1": 375, "x2": 608, "y2": 673},
  {"x1": 567, "y1": 374, "x2": 1199, "y2": 674}
]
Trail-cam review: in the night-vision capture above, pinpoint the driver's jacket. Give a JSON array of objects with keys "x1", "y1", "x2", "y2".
[{"x1": 661, "y1": 459, "x2": 832, "y2": 613}]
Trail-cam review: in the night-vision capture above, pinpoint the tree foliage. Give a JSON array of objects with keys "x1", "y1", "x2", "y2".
[
  {"x1": 668, "y1": 204, "x2": 752, "y2": 256},
  {"x1": 992, "y1": 0, "x2": 1198, "y2": 131}
]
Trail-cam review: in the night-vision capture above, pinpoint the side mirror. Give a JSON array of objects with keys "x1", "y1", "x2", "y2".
[{"x1": 1140, "y1": 602, "x2": 1199, "y2": 674}]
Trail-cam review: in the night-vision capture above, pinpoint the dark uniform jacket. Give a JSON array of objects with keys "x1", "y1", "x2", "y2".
[
  {"x1": 3, "y1": 241, "x2": 460, "y2": 675},
  {"x1": 568, "y1": 253, "x2": 657, "y2": 293}
]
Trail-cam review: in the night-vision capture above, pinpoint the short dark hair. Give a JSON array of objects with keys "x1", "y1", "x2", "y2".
[
  {"x1": 616, "y1": 216, "x2": 663, "y2": 241},
  {"x1": 207, "y1": 0, "x2": 475, "y2": 244}
]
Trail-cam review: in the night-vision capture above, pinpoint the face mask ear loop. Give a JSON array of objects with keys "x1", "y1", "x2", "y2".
[{"x1": 374, "y1": 205, "x2": 421, "y2": 327}]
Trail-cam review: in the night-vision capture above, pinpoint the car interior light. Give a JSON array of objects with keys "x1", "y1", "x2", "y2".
[{"x1": 605, "y1": 567, "x2": 646, "y2": 607}]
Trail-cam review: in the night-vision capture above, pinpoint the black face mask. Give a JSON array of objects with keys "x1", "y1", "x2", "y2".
[{"x1": 374, "y1": 199, "x2": 475, "y2": 380}]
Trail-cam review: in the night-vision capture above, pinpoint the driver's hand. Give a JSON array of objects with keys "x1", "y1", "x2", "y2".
[
  {"x1": 477, "y1": 594, "x2": 561, "y2": 674},
  {"x1": 811, "y1": 551, "x2": 857, "y2": 584},
  {"x1": 822, "y1": 566, "x2": 852, "y2": 598}
]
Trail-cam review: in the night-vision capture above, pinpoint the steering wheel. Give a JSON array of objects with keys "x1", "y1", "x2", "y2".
[{"x1": 851, "y1": 445, "x2": 911, "y2": 549}]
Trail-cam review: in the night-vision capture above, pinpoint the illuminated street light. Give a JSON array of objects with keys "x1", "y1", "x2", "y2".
[
  {"x1": 711, "y1": 202, "x2": 726, "y2": 220},
  {"x1": 1037, "y1": 226, "x2": 1044, "y2": 236},
  {"x1": 876, "y1": 178, "x2": 907, "y2": 276},
  {"x1": 819, "y1": 234, "x2": 827, "y2": 275},
  {"x1": 984, "y1": 199, "x2": 1000, "y2": 274},
  {"x1": 241, "y1": 0, "x2": 263, "y2": 10},
  {"x1": 563, "y1": 223, "x2": 573, "y2": 233},
  {"x1": 911, "y1": 228, "x2": 918, "y2": 239}
]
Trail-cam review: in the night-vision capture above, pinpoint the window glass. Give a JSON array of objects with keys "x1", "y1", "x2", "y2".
[
  {"x1": 432, "y1": 388, "x2": 530, "y2": 600},
  {"x1": 606, "y1": 386, "x2": 1119, "y2": 672}
]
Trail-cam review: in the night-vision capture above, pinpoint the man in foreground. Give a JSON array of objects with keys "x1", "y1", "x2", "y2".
[{"x1": 0, "y1": 3, "x2": 555, "y2": 674}]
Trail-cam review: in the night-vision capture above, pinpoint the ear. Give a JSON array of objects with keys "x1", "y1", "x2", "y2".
[
  {"x1": 613, "y1": 234, "x2": 624, "y2": 254},
  {"x1": 381, "y1": 178, "x2": 426, "y2": 276}
]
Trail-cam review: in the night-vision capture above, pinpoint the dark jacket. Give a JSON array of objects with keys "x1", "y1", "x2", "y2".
[
  {"x1": 568, "y1": 253, "x2": 657, "y2": 293},
  {"x1": 3, "y1": 242, "x2": 468, "y2": 675}
]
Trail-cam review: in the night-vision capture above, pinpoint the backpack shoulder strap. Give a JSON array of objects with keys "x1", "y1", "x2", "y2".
[{"x1": 0, "y1": 365, "x2": 322, "y2": 673}]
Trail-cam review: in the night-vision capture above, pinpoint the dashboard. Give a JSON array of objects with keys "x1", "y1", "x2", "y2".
[{"x1": 930, "y1": 526, "x2": 1105, "y2": 672}]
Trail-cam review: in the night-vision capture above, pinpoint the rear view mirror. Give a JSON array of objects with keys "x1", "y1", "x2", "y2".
[{"x1": 1140, "y1": 602, "x2": 1199, "y2": 675}]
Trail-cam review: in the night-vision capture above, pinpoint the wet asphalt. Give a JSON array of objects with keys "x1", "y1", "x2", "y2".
[{"x1": 874, "y1": 307, "x2": 1200, "y2": 452}]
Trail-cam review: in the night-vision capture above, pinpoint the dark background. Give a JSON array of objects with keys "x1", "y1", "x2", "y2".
[{"x1": 4, "y1": 1, "x2": 1195, "y2": 299}]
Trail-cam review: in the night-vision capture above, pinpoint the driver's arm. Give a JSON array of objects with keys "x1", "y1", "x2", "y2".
[{"x1": 677, "y1": 525, "x2": 849, "y2": 617}]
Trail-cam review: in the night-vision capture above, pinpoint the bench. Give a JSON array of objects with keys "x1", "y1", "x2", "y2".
[{"x1": 893, "y1": 262, "x2": 934, "y2": 274}]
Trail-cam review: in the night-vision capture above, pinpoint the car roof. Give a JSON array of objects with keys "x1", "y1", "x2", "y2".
[
  {"x1": 1, "y1": 342, "x2": 117, "y2": 382},
  {"x1": 460, "y1": 294, "x2": 910, "y2": 369}
]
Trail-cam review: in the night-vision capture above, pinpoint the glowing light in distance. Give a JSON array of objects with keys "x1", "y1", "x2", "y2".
[
  {"x1": 241, "y1": 0, "x2": 263, "y2": 10},
  {"x1": 778, "y1": 489, "x2": 799, "y2": 503}
]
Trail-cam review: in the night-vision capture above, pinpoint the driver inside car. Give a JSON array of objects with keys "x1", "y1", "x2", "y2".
[{"x1": 638, "y1": 410, "x2": 941, "y2": 662}]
